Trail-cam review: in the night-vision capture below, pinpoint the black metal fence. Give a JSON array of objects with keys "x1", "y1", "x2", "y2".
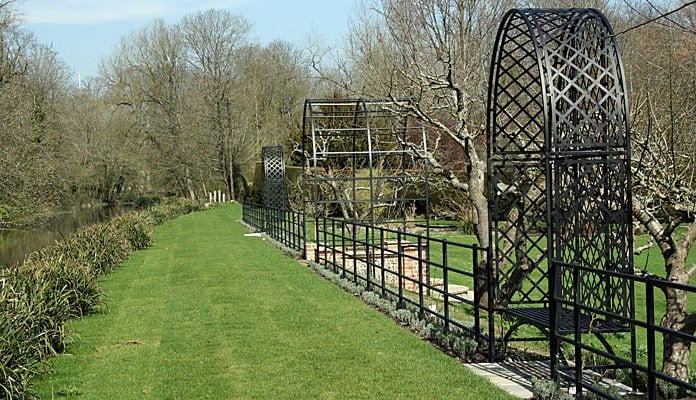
[
  {"x1": 242, "y1": 201, "x2": 696, "y2": 399},
  {"x1": 641, "y1": 276, "x2": 696, "y2": 399},
  {"x1": 243, "y1": 201, "x2": 491, "y2": 345},
  {"x1": 242, "y1": 202, "x2": 305, "y2": 253},
  {"x1": 549, "y1": 262, "x2": 696, "y2": 399},
  {"x1": 311, "y1": 216, "x2": 491, "y2": 345}
]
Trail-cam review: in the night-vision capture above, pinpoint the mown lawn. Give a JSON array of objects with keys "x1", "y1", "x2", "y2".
[{"x1": 34, "y1": 203, "x2": 514, "y2": 400}]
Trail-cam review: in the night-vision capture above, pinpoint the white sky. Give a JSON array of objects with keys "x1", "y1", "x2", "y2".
[{"x1": 20, "y1": 0, "x2": 355, "y2": 80}]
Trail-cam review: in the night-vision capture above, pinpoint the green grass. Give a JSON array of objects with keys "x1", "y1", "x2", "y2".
[{"x1": 34, "y1": 204, "x2": 515, "y2": 400}]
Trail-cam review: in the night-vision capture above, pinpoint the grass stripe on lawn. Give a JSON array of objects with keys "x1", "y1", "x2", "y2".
[{"x1": 35, "y1": 203, "x2": 514, "y2": 399}]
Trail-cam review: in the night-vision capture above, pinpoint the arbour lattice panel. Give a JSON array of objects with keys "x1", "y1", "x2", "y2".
[
  {"x1": 262, "y1": 146, "x2": 287, "y2": 210},
  {"x1": 486, "y1": 8, "x2": 636, "y2": 390}
]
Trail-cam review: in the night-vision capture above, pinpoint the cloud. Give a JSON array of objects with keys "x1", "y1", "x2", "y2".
[{"x1": 22, "y1": 0, "x2": 248, "y2": 24}]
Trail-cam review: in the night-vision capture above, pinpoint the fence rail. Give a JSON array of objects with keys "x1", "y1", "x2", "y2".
[
  {"x1": 243, "y1": 203, "x2": 491, "y2": 345},
  {"x1": 642, "y1": 275, "x2": 696, "y2": 399},
  {"x1": 547, "y1": 261, "x2": 696, "y2": 399}
]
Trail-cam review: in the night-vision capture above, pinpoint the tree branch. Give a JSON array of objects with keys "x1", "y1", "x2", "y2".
[
  {"x1": 633, "y1": 195, "x2": 676, "y2": 254},
  {"x1": 634, "y1": 240, "x2": 654, "y2": 255},
  {"x1": 679, "y1": 221, "x2": 696, "y2": 256},
  {"x1": 687, "y1": 263, "x2": 696, "y2": 279}
]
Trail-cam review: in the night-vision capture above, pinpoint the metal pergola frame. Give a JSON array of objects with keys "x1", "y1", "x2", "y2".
[
  {"x1": 486, "y1": 8, "x2": 636, "y2": 393},
  {"x1": 301, "y1": 98, "x2": 429, "y2": 229}
]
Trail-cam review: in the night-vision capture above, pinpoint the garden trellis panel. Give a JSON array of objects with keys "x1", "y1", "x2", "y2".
[
  {"x1": 262, "y1": 145, "x2": 287, "y2": 211},
  {"x1": 486, "y1": 8, "x2": 636, "y2": 389},
  {"x1": 302, "y1": 98, "x2": 428, "y2": 227}
]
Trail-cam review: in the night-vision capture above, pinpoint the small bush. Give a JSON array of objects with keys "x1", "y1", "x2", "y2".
[
  {"x1": 72, "y1": 223, "x2": 132, "y2": 275},
  {"x1": 22, "y1": 259, "x2": 102, "y2": 318},
  {"x1": 657, "y1": 379, "x2": 682, "y2": 400},
  {"x1": 458, "y1": 219, "x2": 476, "y2": 235},
  {"x1": 112, "y1": 212, "x2": 154, "y2": 250},
  {"x1": 531, "y1": 378, "x2": 572, "y2": 400},
  {"x1": 148, "y1": 198, "x2": 200, "y2": 225},
  {"x1": 134, "y1": 194, "x2": 160, "y2": 209},
  {"x1": 0, "y1": 270, "x2": 73, "y2": 399},
  {"x1": 430, "y1": 327, "x2": 478, "y2": 359}
]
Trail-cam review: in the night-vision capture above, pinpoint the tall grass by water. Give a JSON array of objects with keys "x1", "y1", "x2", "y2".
[{"x1": 0, "y1": 199, "x2": 199, "y2": 399}]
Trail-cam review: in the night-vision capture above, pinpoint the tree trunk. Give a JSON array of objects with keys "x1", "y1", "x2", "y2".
[
  {"x1": 186, "y1": 176, "x2": 197, "y2": 201},
  {"x1": 227, "y1": 143, "x2": 236, "y2": 202},
  {"x1": 229, "y1": 164, "x2": 236, "y2": 202},
  {"x1": 661, "y1": 253, "x2": 693, "y2": 393},
  {"x1": 466, "y1": 140, "x2": 490, "y2": 308},
  {"x1": 633, "y1": 197, "x2": 696, "y2": 395},
  {"x1": 662, "y1": 318, "x2": 691, "y2": 386}
]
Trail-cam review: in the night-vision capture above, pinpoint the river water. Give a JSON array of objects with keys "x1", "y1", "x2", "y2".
[{"x1": 0, "y1": 206, "x2": 127, "y2": 267}]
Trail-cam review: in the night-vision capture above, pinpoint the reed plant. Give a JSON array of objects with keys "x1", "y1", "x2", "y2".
[
  {"x1": 0, "y1": 198, "x2": 200, "y2": 399},
  {"x1": 111, "y1": 211, "x2": 154, "y2": 250},
  {"x1": 147, "y1": 197, "x2": 200, "y2": 224}
]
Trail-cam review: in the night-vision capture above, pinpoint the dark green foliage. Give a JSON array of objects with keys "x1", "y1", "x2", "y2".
[
  {"x1": 147, "y1": 198, "x2": 200, "y2": 225},
  {"x1": 1, "y1": 272, "x2": 54, "y2": 399},
  {"x1": 0, "y1": 198, "x2": 199, "y2": 399},
  {"x1": 133, "y1": 194, "x2": 161, "y2": 209}
]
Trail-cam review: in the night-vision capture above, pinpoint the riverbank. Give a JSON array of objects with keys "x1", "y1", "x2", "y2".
[
  {"x1": 0, "y1": 202, "x2": 125, "y2": 229},
  {"x1": 0, "y1": 204, "x2": 134, "y2": 267},
  {"x1": 0, "y1": 199, "x2": 200, "y2": 399},
  {"x1": 34, "y1": 203, "x2": 515, "y2": 399}
]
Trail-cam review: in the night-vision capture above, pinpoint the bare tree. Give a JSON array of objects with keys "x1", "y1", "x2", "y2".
[
  {"x1": 235, "y1": 40, "x2": 310, "y2": 197},
  {"x1": 180, "y1": 9, "x2": 252, "y2": 201},
  {"x1": 99, "y1": 10, "x2": 309, "y2": 203},
  {"x1": 318, "y1": 0, "x2": 516, "y2": 302},
  {"x1": 622, "y1": 0, "x2": 696, "y2": 387},
  {"x1": 59, "y1": 79, "x2": 146, "y2": 204},
  {"x1": 236, "y1": 40, "x2": 309, "y2": 148},
  {"x1": 0, "y1": 1, "x2": 74, "y2": 219},
  {"x1": 0, "y1": 0, "x2": 26, "y2": 86},
  {"x1": 100, "y1": 19, "x2": 198, "y2": 199}
]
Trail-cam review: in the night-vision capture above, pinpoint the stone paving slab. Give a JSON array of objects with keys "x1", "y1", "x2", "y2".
[
  {"x1": 466, "y1": 360, "x2": 636, "y2": 399},
  {"x1": 430, "y1": 279, "x2": 474, "y2": 302},
  {"x1": 465, "y1": 361, "x2": 550, "y2": 399}
]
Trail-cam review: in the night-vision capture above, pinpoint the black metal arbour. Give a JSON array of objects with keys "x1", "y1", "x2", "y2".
[{"x1": 487, "y1": 8, "x2": 636, "y2": 393}]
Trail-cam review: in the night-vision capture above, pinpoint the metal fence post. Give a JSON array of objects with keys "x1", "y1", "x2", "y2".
[
  {"x1": 443, "y1": 241, "x2": 450, "y2": 333},
  {"x1": 646, "y1": 276, "x2": 656, "y2": 400},
  {"x1": 397, "y1": 230, "x2": 404, "y2": 308},
  {"x1": 418, "y1": 235, "x2": 424, "y2": 319}
]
